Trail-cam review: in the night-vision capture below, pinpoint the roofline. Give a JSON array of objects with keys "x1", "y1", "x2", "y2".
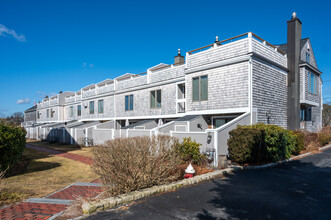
[{"x1": 300, "y1": 62, "x2": 322, "y2": 75}]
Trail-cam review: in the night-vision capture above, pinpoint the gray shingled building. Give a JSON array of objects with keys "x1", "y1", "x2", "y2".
[{"x1": 23, "y1": 13, "x2": 323, "y2": 167}]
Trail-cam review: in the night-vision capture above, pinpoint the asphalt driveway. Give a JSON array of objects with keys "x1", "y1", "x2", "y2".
[{"x1": 87, "y1": 148, "x2": 331, "y2": 220}]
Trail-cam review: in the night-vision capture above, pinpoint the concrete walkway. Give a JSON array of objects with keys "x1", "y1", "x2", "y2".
[{"x1": 0, "y1": 144, "x2": 101, "y2": 220}]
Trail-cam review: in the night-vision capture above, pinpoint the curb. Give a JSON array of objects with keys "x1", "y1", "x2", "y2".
[
  {"x1": 242, "y1": 152, "x2": 312, "y2": 170},
  {"x1": 81, "y1": 167, "x2": 240, "y2": 214},
  {"x1": 81, "y1": 149, "x2": 319, "y2": 215},
  {"x1": 318, "y1": 144, "x2": 331, "y2": 151}
]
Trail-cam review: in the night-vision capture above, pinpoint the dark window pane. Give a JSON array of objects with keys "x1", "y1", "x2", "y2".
[
  {"x1": 150, "y1": 91, "x2": 155, "y2": 108},
  {"x1": 98, "y1": 100, "x2": 104, "y2": 113},
  {"x1": 129, "y1": 95, "x2": 133, "y2": 110},
  {"x1": 77, "y1": 105, "x2": 81, "y2": 116},
  {"x1": 193, "y1": 77, "x2": 199, "y2": 101},
  {"x1": 157, "y1": 90, "x2": 161, "y2": 108},
  {"x1": 125, "y1": 96, "x2": 129, "y2": 111},
  {"x1": 200, "y1": 75, "x2": 208, "y2": 100},
  {"x1": 310, "y1": 73, "x2": 314, "y2": 94},
  {"x1": 89, "y1": 101, "x2": 94, "y2": 114}
]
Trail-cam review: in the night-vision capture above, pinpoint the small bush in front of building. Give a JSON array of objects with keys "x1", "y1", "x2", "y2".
[
  {"x1": 228, "y1": 123, "x2": 297, "y2": 164},
  {"x1": 227, "y1": 126, "x2": 264, "y2": 164},
  {"x1": 261, "y1": 124, "x2": 296, "y2": 161},
  {"x1": 176, "y1": 137, "x2": 206, "y2": 165},
  {"x1": 290, "y1": 130, "x2": 305, "y2": 155},
  {"x1": 92, "y1": 136, "x2": 181, "y2": 197},
  {"x1": 0, "y1": 122, "x2": 26, "y2": 172}
]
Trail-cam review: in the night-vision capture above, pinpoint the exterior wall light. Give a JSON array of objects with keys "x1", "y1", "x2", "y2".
[
  {"x1": 207, "y1": 131, "x2": 212, "y2": 144},
  {"x1": 266, "y1": 109, "x2": 271, "y2": 124}
]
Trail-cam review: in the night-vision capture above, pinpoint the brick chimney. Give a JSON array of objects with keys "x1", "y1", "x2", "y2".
[
  {"x1": 174, "y1": 49, "x2": 184, "y2": 65},
  {"x1": 287, "y1": 12, "x2": 302, "y2": 130}
]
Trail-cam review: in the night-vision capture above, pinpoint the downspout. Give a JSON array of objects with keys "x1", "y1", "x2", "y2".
[
  {"x1": 113, "y1": 81, "x2": 116, "y2": 131},
  {"x1": 248, "y1": 32, "x2": 253, "y2": 125},
  {"x1": 213, "y1": 130, "x2": 218, "y2": 167}
]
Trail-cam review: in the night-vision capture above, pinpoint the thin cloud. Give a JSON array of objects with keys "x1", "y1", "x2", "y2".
[
  {"x1": 82, "y1": 62, "x2": 94, "y2": 68},
  {"x1": 16, "y1": 98, "x2": 30, "y2": 104},
  {"x1": 0, "y1": 24, "x2": 26, "y2": 42}
]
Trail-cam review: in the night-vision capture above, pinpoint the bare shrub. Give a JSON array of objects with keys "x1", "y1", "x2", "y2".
[
  {"x1": 318, "y1": 126, "x2": 331, "y2": 146},
  {"x1": 300, "y1": 130, "x2": 320, "y2": 151},
  {"x1": 54, "y1": 196, "x2": 85, "y2": 220},
  {"x1": 92, "y1": 136, "x2": 181, "y2": 197}
]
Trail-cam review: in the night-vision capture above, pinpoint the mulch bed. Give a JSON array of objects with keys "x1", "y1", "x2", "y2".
[{"x1": 177, "y1": 163, "x2": 214, "y2": 178}]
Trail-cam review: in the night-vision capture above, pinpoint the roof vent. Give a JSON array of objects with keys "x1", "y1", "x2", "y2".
[
  {"x1": 215, "y1": 36, "x2": 219, "y2": 43},
  {"x1": 292, "y1": 12, "x2": 297, "y2": 19}
]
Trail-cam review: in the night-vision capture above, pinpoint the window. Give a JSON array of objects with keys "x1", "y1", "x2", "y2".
[
  {"x1": 192, "y1": 75, "x2": 208, "y2": 101},
  {"x1": 37, "y1": 111, "x2": 40, "y2": 119},
  {"x1": 70, "y1": 106, "x2": 74, "y2": 117},
  {"x1": 177, "y1": 83, "x2": 185, "y2": 99},
  {"x1": 306, "y1": 52, "x2": 310, "y2": 64},
  {"x1": 77, "y1": 105, "x2": 81, "y2": 116},
  {"x1": 300, "y1": 106, "x2": 312, "y2": 121},
  {"x1": 308, "y1": 71, "x2": 317, "y2": 95},
  {"x1": 150, "y1": 90, "x2": 161, "y2": 108},
  {"x1": 46, "y1": 109, "x2": 49, "y2": 118},
  {"x1": 51, "y1": 108, "x2": 54, "y2": 118},
  {"x1": 89, "y1": 101, "x2": 94, "y2": 114},
  {"x1": 125, "y1": 95, "x2": 134, "y2": 111},
  {"x1": 98, "y1": 100, "x2": 104, "y2": 113},
  {"x1": 213, "y1": 117, "x2": 235, "y2": 128}
]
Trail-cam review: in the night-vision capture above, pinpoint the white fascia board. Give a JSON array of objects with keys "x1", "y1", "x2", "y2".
[
  {"x1": 78, "y1": 108, "x2": 249, "y2": 122},
  {"x1": 300, "y1": 100, "x2": 319, "y2": 107},
  {"x1": 186, "y1": 107, "x2": 250, "y2": 116},
  {"x1": 299, "y1": 63, "x2": 322, "y2": 75}
]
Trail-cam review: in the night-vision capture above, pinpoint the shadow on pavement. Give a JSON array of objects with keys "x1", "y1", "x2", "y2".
[{"x1": 197, "y1": 156, "x2": 331, "y2": 220}]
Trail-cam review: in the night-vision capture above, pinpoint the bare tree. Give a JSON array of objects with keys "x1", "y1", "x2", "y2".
[
  {"x1": 323, "y1": 104, "x2": 331, "y2": 127},
  {"x1": 4, "y1": 112, "x2": 24, "y2": 126}
]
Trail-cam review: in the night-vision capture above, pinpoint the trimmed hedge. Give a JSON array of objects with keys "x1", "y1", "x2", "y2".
[
  {"x1": 228, "y1": 123, "x2": 299, "y2": 164},
  {"x1": 0, "y1": 122, "x2": 26, "y2": 172}
]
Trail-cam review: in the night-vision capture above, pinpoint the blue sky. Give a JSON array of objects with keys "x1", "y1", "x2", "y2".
[{"x1": 0, "y1": 0, "x2": 330, "y2": 116}]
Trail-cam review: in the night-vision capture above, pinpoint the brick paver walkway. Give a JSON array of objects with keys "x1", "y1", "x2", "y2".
[
  {"x1": 0, "y1": 202, "x2": 67, "y2": 220},
  {"x1": 0, "y1": 144, "x2": 101, "y2": 219},
  {"x1": 26, "y1": 144, "x2": 93, "y2": 165},
  {"x1": 47, "y1": 185, "x2": 103, "y2": 200}
]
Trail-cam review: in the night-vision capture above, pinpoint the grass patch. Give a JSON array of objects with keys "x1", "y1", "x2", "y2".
[
  {"x1": 26, "y1": 140, "x2": 93, "y2": 158},
  {"x1": 0, "y1": 192, "x2": 28, "y2": 207},
  {"x1": 1, "y1": 147, "x2": 99, "y2": 206}
]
